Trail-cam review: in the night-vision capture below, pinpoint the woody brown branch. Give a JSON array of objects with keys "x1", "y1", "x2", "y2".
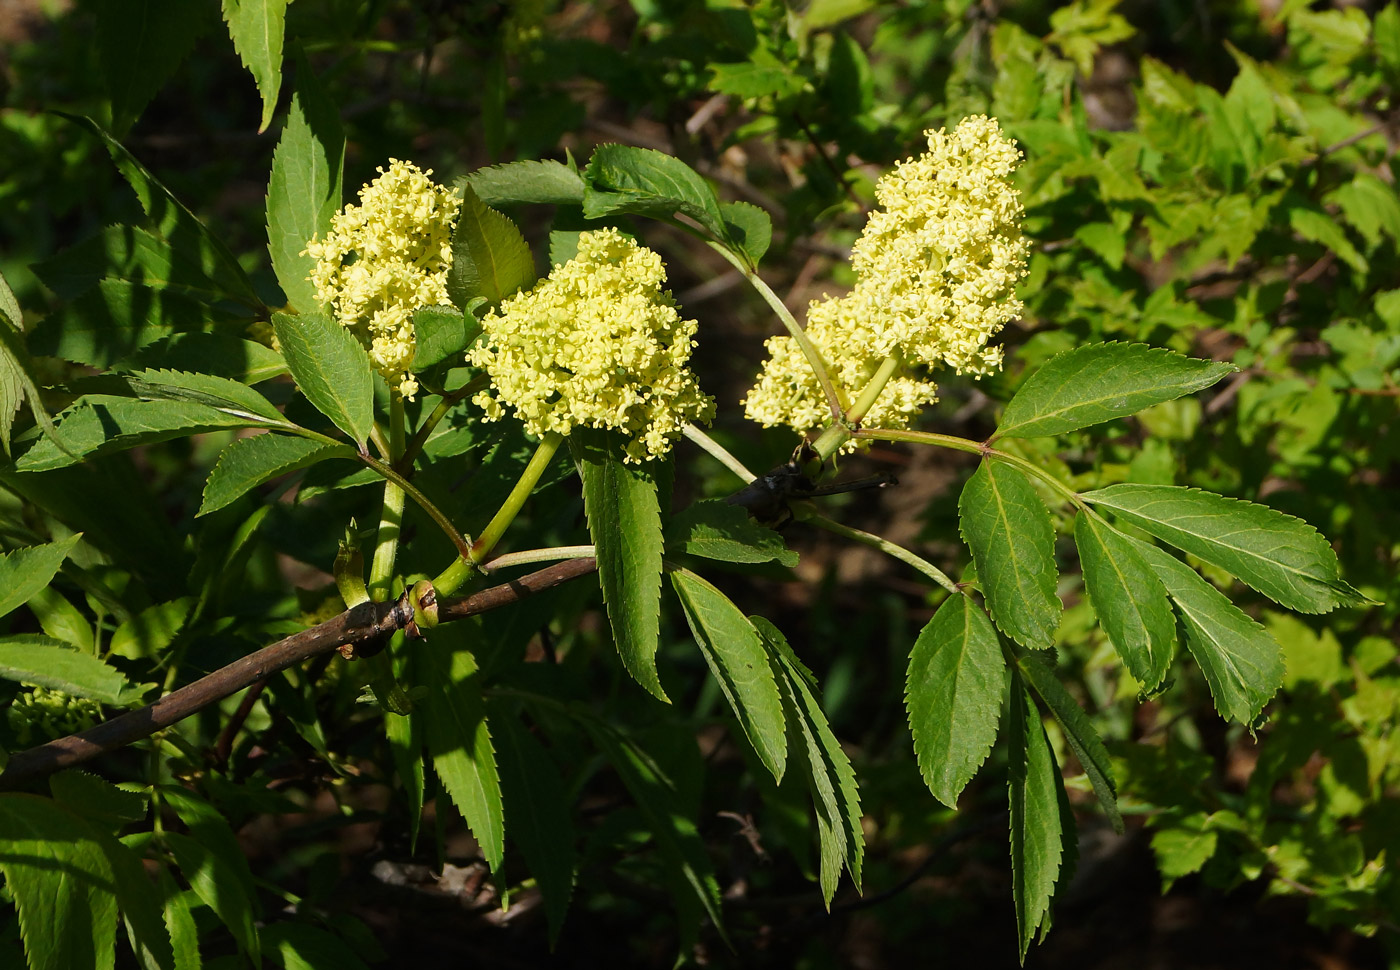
[{"x1": 0, "y1": 557, "x2": 598, "y2": 789}]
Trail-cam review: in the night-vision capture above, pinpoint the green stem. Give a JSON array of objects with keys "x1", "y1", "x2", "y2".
[
  {"x1": 855, "y1": 428, "x2": 1085, "y2": 508},
  {"x1": 286, "y1": 424, "x2": 473, "y2": 561},
  {"x1": 707, "y1": 240, "x2": 844, "y2": 421},
  {"x1": 480, "y1": 545, "x2": 595, "y2": 574},
  {"x1": 368, "y1": 396, "x2": 407, "y2": 601},
  {"x1": 809, "y1": 353, "x2": 901, "y2": 463},
  {"x1": 433, "y1": 430, "x2": 564, "y2": 595},
  {"x1": 795, "y1": 506, "x2": 959, "y2": 595},
  {"x1": 846, "y1": 352, "x2": 902, "y2": 425},
  {"x1": 810, "y1": 422, "x2": 852, "y2": 463},
  {"x1": 397, "y1": 373, "x2": 489, "y2": 473},
  {"x1": 681, "y1": 423, "x2": 756, "y2": 484}
]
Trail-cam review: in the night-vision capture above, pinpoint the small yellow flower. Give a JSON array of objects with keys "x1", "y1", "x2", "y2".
[
  {"x1": 470, "y1": 229, "x2": 715, "y2": 463},
  {"x1": 305, "y1": 159, "x2": 461, "y2": 399},
  {"x1": 743, "y1": 115, "x2": 1028, "y2": 443}
]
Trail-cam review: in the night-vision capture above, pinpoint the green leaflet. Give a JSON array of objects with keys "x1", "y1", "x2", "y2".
[
  {"x1": 116, "y1": 368, "x2": 285, "y2": 422},
  {"x1": 708, "y1": 56, "x2": 805, "y2": 99},
  {"x1": 0, "y1": 298, "x2": 60, "y2": 458},
  {"x1": 1149, "y1": 813, "x2": 1221, "y2": 891},
  {"x1": 905, "y1": 593, "x2": 1005, "y2": 809},
  {"x1": 996, "y1": 342, "x2": 1234, "y2": 439},
  {"x1": 32, "y1": 225, "x2": 238, "y2": 305},
  {"x1": 582, "y1": 144, "x2": 737, "y2": 255},
  {"x1": 29, "y1": 279, "x2": 211, "y2": 369},
  {"x1": 153, "y1": 866, "x2": 200, "y2": 970},
  {"x1": 271, "y1": 311, "x2": 374, "y2": 448},
  {"x1": 958, "y1": 460, "x2": 1061, "y2": 649},
  {"x1": 587, "y1": 724, "x2": 726, "y2": 943},
  {"x1": 266, "y1": 53, "x2": 344, "y2": 312},
  {"x1": 159, "y1": 787, "x2": 259, "y2": 906},
  {"x1": 0, "y1": 635, "x2": 140, "y2": 705},
  {"x1": 15, "y1": 398, "x2": 272, "y2": 473},
  {"x1": 109, "y1": 598, "x2": 192, "y2": 661},
  {"x1": 130, "y1": 333, "x2": 288, "y2": 384},
  {"x1": 221, "y1": 0, "x2": 287, "y2": 133},
  {"x1": 0, "y1": 534, "x2": 82, "y2": 620},
  {"x1": 50, "y1": 771, "x2": 148, "y2": 828},
  {"x1": 1081, "y1": 483, "x2": 1363, "y2": 614},
  {"x1": 492, "y1": 710, "x2": 576, "y2": 943},
  {"x1": 200, "y1": 434, "x2": 354, "y2": 516},
  {"x1": 1073, "y1": 510, "x2": 1176, "y2": 691},
  {"x1": 1013, "y1": 648, "x2": 1122, "y2": 832},
  {"x1": 664, "y1": 499, "x2": 797, "y2": 566},
  {"x1": 262, "y1": 923, "x2": 373, "y2": 970},
  {"x1": 1289, "y1": 206, "x2": 1367, "y2": 275},
  {"x1": 383, "y1": 706, "x2": 423, "y2": 853},
  {"x1": 462, "y1": 159, "x2": 586, "y2": 207},
  {"x1": 572, "y1": 430, "x2": 667, "y2": 701},
  {"x1": 670, "y1": 569, "x2": 787, "y2": 782},
  {"x1": 57, "y1": 115, "x2": 257, "y2": 306},
  {"x1": 26, "y1": 586, "x2": 94, "y2": 653},
  {"x1": 164, "y1": 832, "x2": 260, "y2": 965},
  {"x1": 753, "y1": 617, "x2": 863, "y2": 901},
  {"x1": 719, "y1": 200, "x2": 773, "y2": 266},
  {"x1": 412, "y1": 305, "x2": 479, "y2": 370},
  {"x1": 96, "y1": 0, "x2": 204, "y2": 135},
  {"x1": 0, "y1": 794, "x2": 121, "y2": 970},
  {"x1": 421, "y1": 637, "x2": 504, "y2": 871},
  {"x1": 445, "y1": 183, "x2": 536, "y2": 310},
  {"x1": 1134, "y1": 540, "x2": 1285, "y2": 724},
  {"x1": 1007, "y1": 681, "x2": 1066, "y2": 962}
]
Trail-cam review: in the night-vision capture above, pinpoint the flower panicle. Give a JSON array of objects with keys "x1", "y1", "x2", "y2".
[
  {"x1": 743, "y1": 115, "x2": 1029, "y2": 447},
  {"x1": 305, "y1": 159, "x2": 462, "y2": 399},
  {"x1": 470, "y1": 228, "x2": 715, "y2": 463}
]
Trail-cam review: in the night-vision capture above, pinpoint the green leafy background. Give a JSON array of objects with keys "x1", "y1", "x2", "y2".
[{"x1": 0, "y1": 0, "x2": 1397, "y2": 967}]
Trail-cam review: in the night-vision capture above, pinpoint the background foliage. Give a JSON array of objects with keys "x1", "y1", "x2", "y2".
[{"x1": 0, "y1": 0, "x2": 1397, "y2": 967}]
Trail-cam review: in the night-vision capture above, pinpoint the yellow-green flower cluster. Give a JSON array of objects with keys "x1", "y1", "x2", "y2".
[
  {"x1": 470, "y1": 229, "x2": 715, "y2": 463},
  {"x1": 744, "y1": 115, "x2": 1028, "y2": 440},
  {"x1": 5, "y1": 686, "x2": 102, "y2": 747},
  {"x1": 305, "y1": 159, "x2": 461, "y2": 399}
]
